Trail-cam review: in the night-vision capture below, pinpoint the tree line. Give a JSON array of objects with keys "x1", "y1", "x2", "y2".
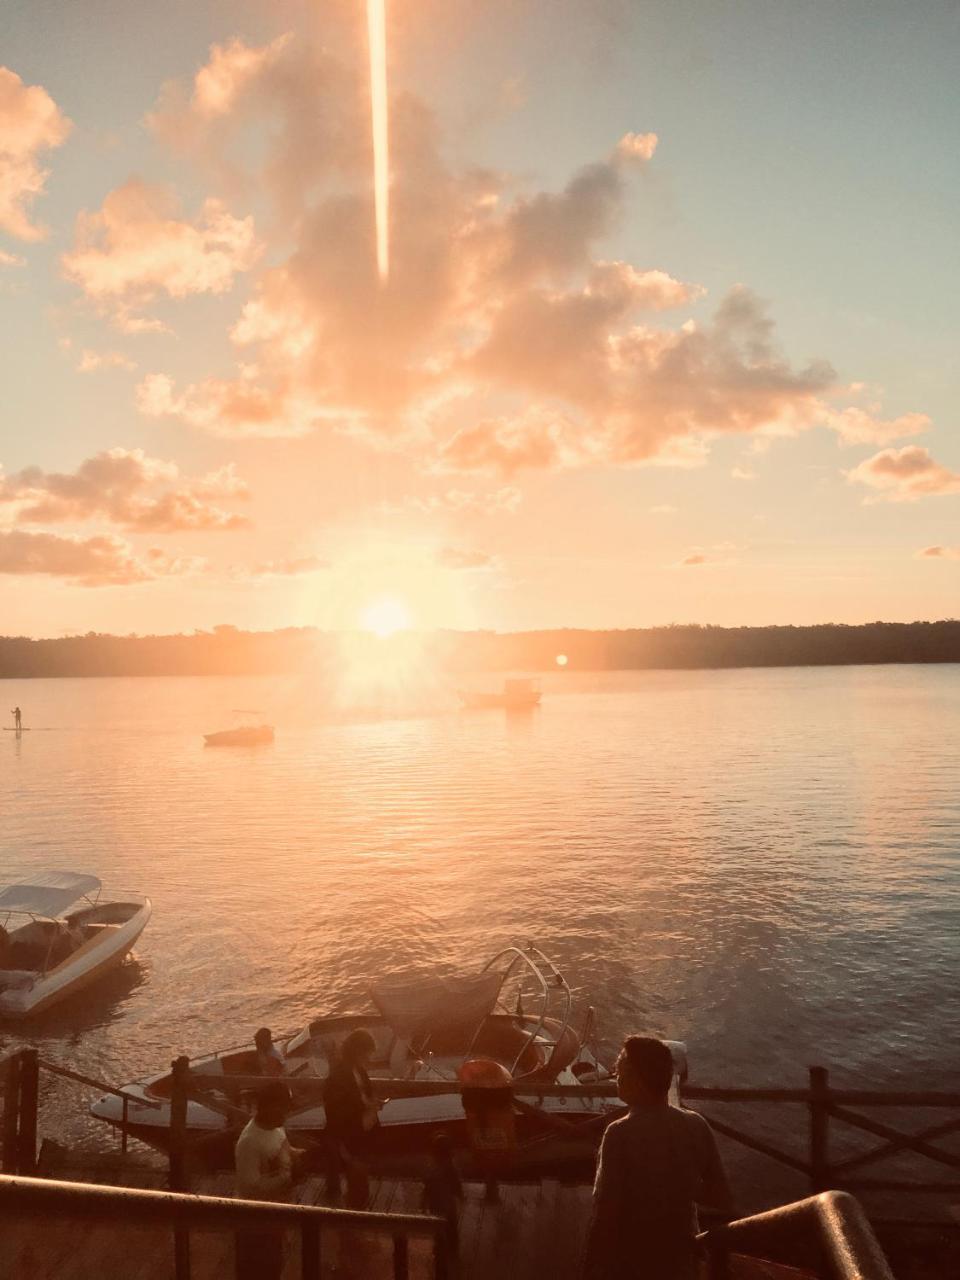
[{"x1": 1, "y1": 620, "x2": 959, "y2": 678}]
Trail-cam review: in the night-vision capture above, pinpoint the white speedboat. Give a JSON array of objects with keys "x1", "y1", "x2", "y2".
[
  {"x1": 0, "y1": 871, "x2": 151, "y2": 1018},
  {"x1": 92, "y1": 945, "x2": 685, "y2": 1167}
]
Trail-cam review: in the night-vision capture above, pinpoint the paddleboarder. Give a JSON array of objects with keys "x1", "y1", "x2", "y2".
[{"x1": 11, "y1": 707, "x2": 21, "y2": 731}]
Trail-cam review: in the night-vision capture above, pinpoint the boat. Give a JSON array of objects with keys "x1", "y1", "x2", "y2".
[
  {"x1": 91, "y1": 944, "x2": 686, "y2": 1165},
  {"x1": 0, "y1": 871, "x2": 151, "y2": 1018},
  {"x1": 204, "y1": 710, "x2": 274, "y2": 747},
  {"x1": 459, "y1": 678, "x2": 542, "y2": 710}
]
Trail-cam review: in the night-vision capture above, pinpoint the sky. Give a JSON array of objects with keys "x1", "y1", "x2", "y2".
[{"x1": 1, "y1": 0, "x2": 958, "y2": 638}]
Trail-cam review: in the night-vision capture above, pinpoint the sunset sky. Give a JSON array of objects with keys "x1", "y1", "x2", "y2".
[{"x1": 2, "y1": 0, "x2": 958, "y2": 638}]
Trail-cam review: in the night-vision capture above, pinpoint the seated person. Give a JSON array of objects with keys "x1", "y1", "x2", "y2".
[{"x1": 254, "y1": 1027, "x2": 285, "y2": 1077}]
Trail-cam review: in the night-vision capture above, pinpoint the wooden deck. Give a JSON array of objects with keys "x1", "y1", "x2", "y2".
[{"x1": 0, "y1": 1160, "x2": 814, "y2": 1279}]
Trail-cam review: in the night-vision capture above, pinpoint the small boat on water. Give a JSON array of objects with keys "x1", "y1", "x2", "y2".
[
  {"x1": 204, "y1": 710, "x2": 274, "y2": 747},
  {"x1": 459, "y1": 678, "x2": 542, "y2": 711},
  {"x1": 92, "y1": 945, "x2": 683, "y2": 1162},
  {"x1": 0, "y1": 871, "x2": 151, "y2": 1018}
]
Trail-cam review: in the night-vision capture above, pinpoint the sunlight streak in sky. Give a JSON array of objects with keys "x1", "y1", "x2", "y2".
[{"x1": 367, "y1": 0, "x2": 390, "y2": 282}]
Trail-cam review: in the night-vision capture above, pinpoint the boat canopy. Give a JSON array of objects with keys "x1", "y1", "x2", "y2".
[
  {"x1": 370, "y1": 971, "x2": 504, "y2": 1041},
  {"x1": 0, "y1": 871, "x2": 101, "y2": 918}
]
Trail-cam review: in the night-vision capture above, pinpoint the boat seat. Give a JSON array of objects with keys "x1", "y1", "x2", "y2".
[{"x1": 194, "y1": 1054, "x2": 226, "y2": 1075}]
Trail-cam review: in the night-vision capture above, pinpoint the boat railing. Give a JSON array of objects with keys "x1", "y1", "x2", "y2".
[
  {"x1": 0, "y1": 1171, "x2": 448, "y2": 1280},
  {"x1": 698, "y1": 1190, "x2": 895, "y2": 1280},
  {"x1": 479, "y1": 943, "x2": 573, "y2": 1075}
]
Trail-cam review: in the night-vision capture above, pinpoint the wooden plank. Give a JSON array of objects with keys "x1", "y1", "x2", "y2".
[{"x1": 455, "y1": 1183, "x2": 486, "y2": 1274}]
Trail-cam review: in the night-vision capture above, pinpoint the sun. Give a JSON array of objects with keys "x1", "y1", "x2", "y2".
[{"x1": 360, "y1": 595, "x2": 414, "y2": 638}]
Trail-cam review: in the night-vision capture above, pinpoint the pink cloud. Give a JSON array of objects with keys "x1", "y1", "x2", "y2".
[
  {"x1": 136, "y1": 372, "x2": 319, "y2": 438},
  {"x1": 0, "y1": 248, "x2": 25, "y2": 267},
  {"x1": 137, "y1": 33, "x2": 929, "y2": 479},
  {"x1": 389, "y1": 487, "x2": 522, "y2": 516},
  {"x1": 437, "y1": 546, "x2": 496, "y2": 570},
  {"x1": 62, "y1": 180, "x2": 260, "y2": 330},
  {"x1": 76, "y1": 349, "x2": 137, "y2": 373},
  {"x1": 847, "y1": 446, "x2": 960, "y2": 502},
  {"x1": 437, "y1": 408, "x2": 584, "y2": 478},
  {"x1": 0, "y1": 448, "x2": 250, "y2": 531},
  {"x1": 681, "y1": 553, "x2": 707, "y2": 566},
  {"x1": 234, "y1": 554, "x2": 329, "y2": 579},
  {"x1": 917, "y1": 546, "x2": 960, "y2": 561},
  {"x1": 0, "y1": 529, "x2": 195, "y2": 586},
  {"x1": 822, "y1": 405, "x2": 930, "y2": 446},
  {"x1": 0, "y1": 67, "x2": 72, "y2": 240}
]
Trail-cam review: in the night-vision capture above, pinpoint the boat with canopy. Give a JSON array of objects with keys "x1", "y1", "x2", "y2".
[
  {"x1": 0, "y1": 871, "x2": 151, "y2": 1017},
  {"x1": 92, "y1": 945, "x2": 683, "y2": 1161}
]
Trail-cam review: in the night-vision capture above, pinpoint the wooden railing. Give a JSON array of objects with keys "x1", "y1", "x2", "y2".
[
  {"x1": 4, "y1": 1047, "x2": 957, "y2": 1227},
  {"x1": 0, "y1": 1171, "x2": 446, "y2": 1280},
  {"x1": 699, "y1": 1191, "x2": 896, "y2": 1280}
]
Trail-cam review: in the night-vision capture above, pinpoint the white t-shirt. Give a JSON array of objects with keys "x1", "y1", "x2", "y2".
[{"x1": 235, "y1": 1118, "x2": 293, "y2": 1201}]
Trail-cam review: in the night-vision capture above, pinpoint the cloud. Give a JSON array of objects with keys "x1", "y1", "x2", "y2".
[
  {"x1": 436, "y1": 408, "x2": 585, "y2": 477},
  {"x1": 822, "y1": 405, "x2": 930, "y2": 446},
  {"x1": 681, "y1": 553, "x2": 707, "y2": 566},
  {"x1": 138, "y1": 33, "x2": 928, "y2": 477},
  {"x1": 389, "y1": 487, "x2": 522, "y2": 516},
  {"x1": 136, "y1": 371, "x2": 320, "y2": 438},
  {"x1": 0, "y1": 448, "x2": 250, "y2": 531},
  {"x1": 0, "y1": 67, "x2": 72, "y2": 240},
  {"x1": 62, "y1": 179, "x2": 260, "y2": 330},
  {"x1": 917, "y1": 546, "x2": 960, "y2": 561},
  {"x1": 236, "y1": 554, "x2": 329, "y2": 578},
  {"x1": 649, "y1": 504, "x2": 677, "y2": 514},
  {"x1": 0, "y1": 529, "x2": 197, "y2": 586},
  {"x1": 436, "y1": 546, "x2": 496, "y2": 570},
  {"x1": 76, "y1": 349, "x2": 137, "y2": 373},
  {"x1": 847, "y1": 446, "x2": 960, "y2": 502},
  {"x1": 731, "y1": 466, "x2": 757, "y2": 480},
  {"x1": 0, "y1": 248, "x2": 25, "y2": 267}
]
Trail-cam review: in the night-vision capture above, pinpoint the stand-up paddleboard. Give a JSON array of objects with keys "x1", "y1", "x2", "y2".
[{"x1": 3, "y1": 727, "x2": 29, "y2": 731}]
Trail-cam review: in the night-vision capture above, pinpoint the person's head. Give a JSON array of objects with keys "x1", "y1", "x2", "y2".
[
  {"x1": 254, "y1": 1080, "x2": 291, "y2": 1128},
  {"x1": 340, "y1": 1029, "x2": 377, "y2": 1067},
  {"x1": 254, "y1": 1027, "x2": 273, "y2": 1053},
  {"x1": 615, "y1": 1036, "x2": 675, "y2": 1106}
]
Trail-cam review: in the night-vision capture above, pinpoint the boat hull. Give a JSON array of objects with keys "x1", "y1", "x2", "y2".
[
  {"x1": 204, "y1": 727, "x2": 274, "y2": 746},
  {"x1": 0, "y1": 898, "x2": 151, "y2": 1018}
]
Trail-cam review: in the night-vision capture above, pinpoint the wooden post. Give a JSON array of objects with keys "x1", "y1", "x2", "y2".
[
  {"x1": 393, "y1": 1233, "x2": 409, "y2": 1280},
  {"x1": 169, "y1": 1055, "x2": 190, "y2": 1192},
  {"x1": 2, "y1": 1051, "x2": 21, "y2": 1173},
  {"x1": 809, "y1": 1066, "x2": 830, "y2": 1192},
  {"x1": 17, "y1": 1048, "x2": 39, "y2": 1175},
  {"x1": 301, "y1": 1219, "x2": 321, "y2": 1280},
  {"x1": 169, "y1": 1055, "x2": 192, "y2": 1280}
]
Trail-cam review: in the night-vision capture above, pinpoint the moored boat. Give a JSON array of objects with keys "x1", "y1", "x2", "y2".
[
  {"x1": 204, "y1": 710, "x2": 274, "y2": 746},
  {"x1": 0, "y1": 871, "x2": 151, "y2": 1018},
  {"x1": 91, "y1": 944, "x2": 683, "y2": 1161},
  {"x1": 459, "y1": 678, "x2": 542, "y2": 710}
]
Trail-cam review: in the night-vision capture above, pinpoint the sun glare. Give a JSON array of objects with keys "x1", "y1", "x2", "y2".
[{"x1": 360, "y1": 596, "x2": 412, "y2": 638}]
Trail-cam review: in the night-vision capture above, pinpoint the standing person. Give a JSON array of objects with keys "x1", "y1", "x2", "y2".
[
  {"x1": 584, "y1": 1036, "x2": 733, "y2": 1280},
  {"x1": 234, "y1": 1081, "x2": 305, "y2": 1280},
  {"x1": 254, "y1": 1027, "x2": 285, "y2": 1077},
  {"x1": 11, "y1": 707, "x2": 21, "y2": 731},
  {"x1": 323, "y1": 1029, "x2": 380, "y2": 1207}
]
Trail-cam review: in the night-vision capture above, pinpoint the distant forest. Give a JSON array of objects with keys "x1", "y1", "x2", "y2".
[{"x1": 1, "y1": 620, "x2": 959, "y2": 678}]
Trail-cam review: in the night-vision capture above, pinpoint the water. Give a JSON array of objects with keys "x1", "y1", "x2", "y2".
[{"x1": 1, "y1": 665, "x2": 958, "y2": 1196}]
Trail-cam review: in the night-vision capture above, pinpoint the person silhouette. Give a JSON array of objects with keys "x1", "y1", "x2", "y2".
[{"x1": 11, "y1": 707, "x2": 22, "y2": 731}]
